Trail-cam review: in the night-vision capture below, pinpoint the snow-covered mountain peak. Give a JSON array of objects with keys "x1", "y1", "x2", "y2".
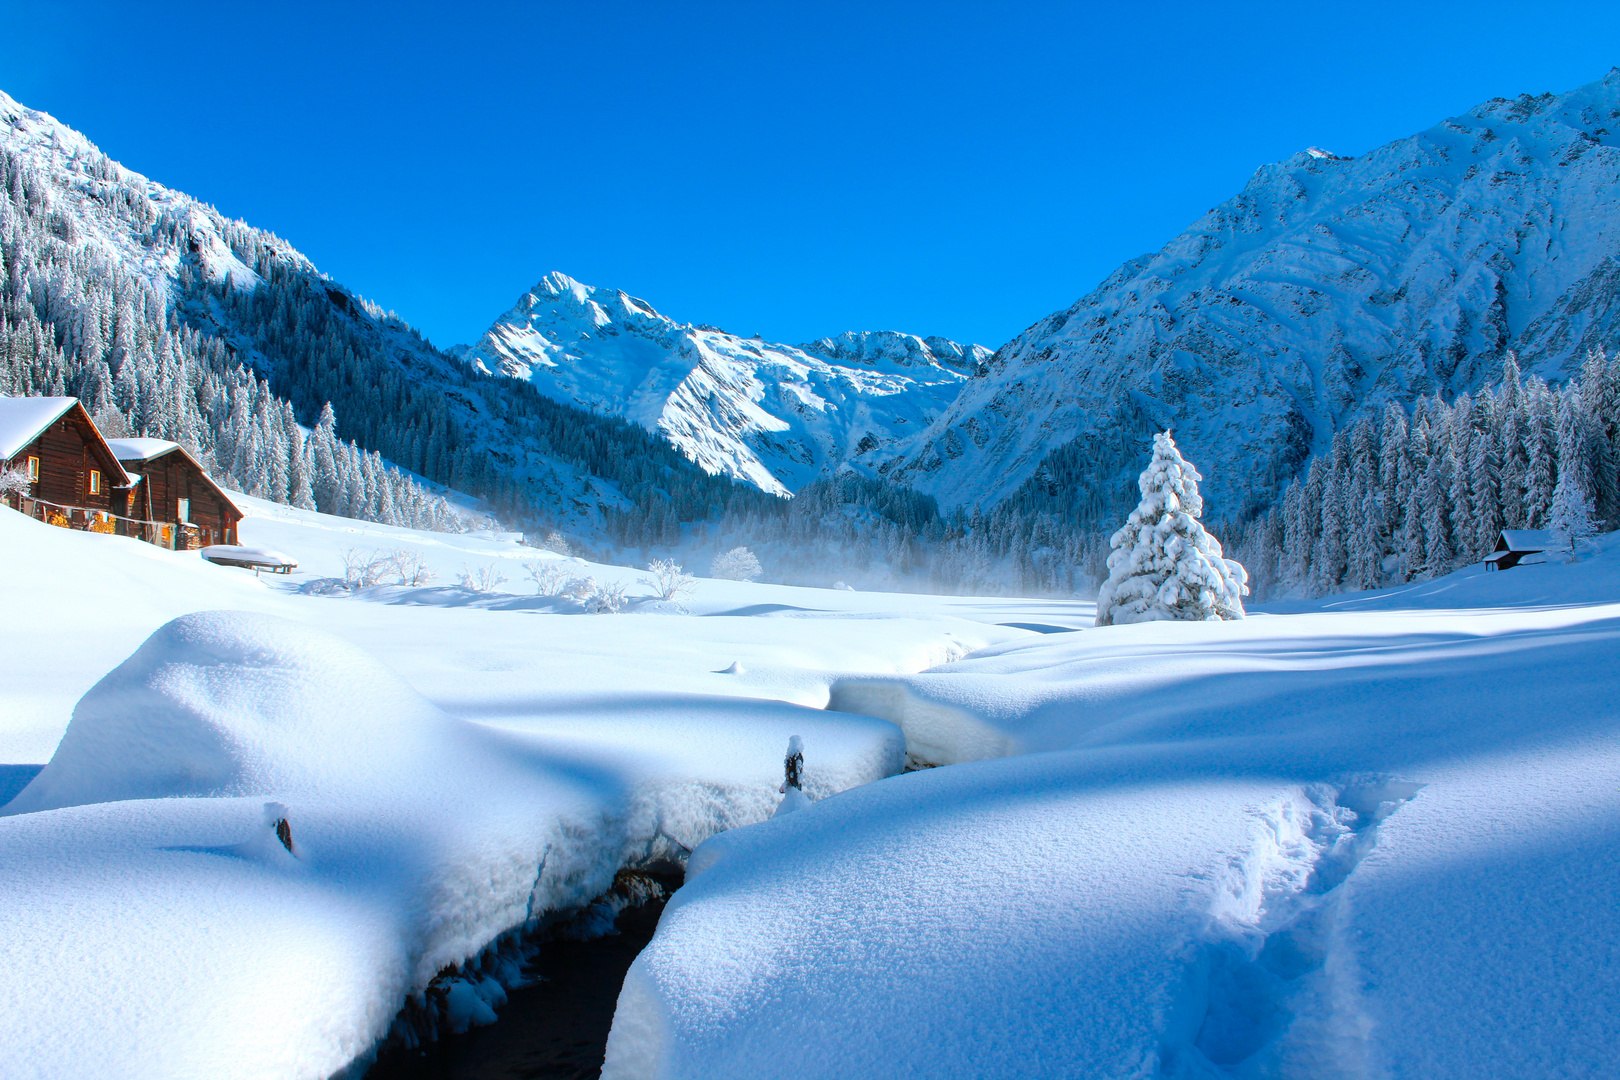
[
  {"x1": 0, "y1": 90, "x2": 316, "y2": 296},
  {"x1": 884, "y1": 68, "x2": 1620, "y2": 522},
  {"x1": 461, "y1": 275, "x2": 986, "y2": 496}
]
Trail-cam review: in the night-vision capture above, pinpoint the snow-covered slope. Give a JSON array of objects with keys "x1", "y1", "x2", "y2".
[
  {"x1": 0, "y1": 92, "x2": 289, "y2": 298},
  {"x1": 608, "y1": 535, "x2": 1620, "y2": 1079},
  {"x1": 460, "y1": 273, "x2": 987, "y2": 496},
  {"x1": 886, "y1": 68, "x2": 1620, "y2": 519}
]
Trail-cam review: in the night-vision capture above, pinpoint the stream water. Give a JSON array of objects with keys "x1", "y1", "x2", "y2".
[{"x1": 366, "y1": 871, "x2": 681, "y2": 1080}]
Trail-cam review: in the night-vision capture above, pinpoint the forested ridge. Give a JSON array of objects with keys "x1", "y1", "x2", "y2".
[
  {"x1": 7, "y1": 88, "x2": 1620, "y2": 601},
  {"x1": 0, "y1": 106, "x2": 781, "y2": 538}
]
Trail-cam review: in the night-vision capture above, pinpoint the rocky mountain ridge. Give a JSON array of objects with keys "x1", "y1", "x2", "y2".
[
  {"x1": 882, "y1": 68, "x2": 1620, "y2": 523},
  {"x1": 458, "y1": 272, "x2": 989, "y2": 496}
]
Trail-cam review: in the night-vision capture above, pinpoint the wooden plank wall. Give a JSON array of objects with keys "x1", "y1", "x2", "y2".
[
  {"x1": 131, "y1": 452, "x2": 241, "y2": 547},
  {"x1": 11, "y1": 416, "x2": 117, "y2": 516}
]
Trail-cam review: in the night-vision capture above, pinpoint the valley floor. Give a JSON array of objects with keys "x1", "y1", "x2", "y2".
[{"x1": 1, "y1": 499, "x2": 1616, "y2": 1079}]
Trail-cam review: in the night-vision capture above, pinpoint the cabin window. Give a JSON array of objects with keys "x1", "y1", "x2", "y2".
[
  {"x1": 26, "y1": 456, "x2": 39, "y2": 481},
  {"x1": 177, "y1": 497, "x2": 190, "y2": 523},
  {"x1": 88, "y1": 470, "x2": 101, "y2": 495}
]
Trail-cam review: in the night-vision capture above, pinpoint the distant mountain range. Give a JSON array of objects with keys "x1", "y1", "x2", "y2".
[
  {"x1": 8, "y1": 68, "x2": 1620, "y2": 547},
  {"x1": 454, "y1": 272, "x2": 987, "y2": 496}
]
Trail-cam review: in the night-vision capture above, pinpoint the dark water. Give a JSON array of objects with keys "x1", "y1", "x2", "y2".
[{"x1": 367, "y1": 879, "x2": 676, "y2": 1080}]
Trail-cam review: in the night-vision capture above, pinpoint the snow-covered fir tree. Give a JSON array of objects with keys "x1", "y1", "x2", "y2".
[
  {"x1": 1094, "y1": 432, "x2": 1249, "y2": 626},
  {"x1": 1550, "y1": 388, "x2": 1602, "y2": 554},
  {"x1": 1229, "y1": 352, "x2": 1620, "y2": 599}
]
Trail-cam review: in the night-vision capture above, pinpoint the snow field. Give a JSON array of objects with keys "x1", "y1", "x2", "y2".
[
  {"x1": 607, "y1": 536, "x2": 1620, "y2": 1078},
  {"x1": 0, "y1": 499, "x2": 1069, "y2": 1079}
]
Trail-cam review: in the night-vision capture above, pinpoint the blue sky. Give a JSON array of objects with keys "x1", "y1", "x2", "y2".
[{"x1": 5, "y1": 1, "x2": 1620, "y2": 351}]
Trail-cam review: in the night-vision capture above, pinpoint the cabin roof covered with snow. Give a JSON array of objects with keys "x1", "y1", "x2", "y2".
[
  {"x1": 1497, "y1": 529, "x2": 1555, "y2": 553},
  {"x1": 116, "y1": 440, "x2": 244, "y2": 520},
  {"x1": 0, "y1": 396, "x2": 78, "y2": 460},
  {"x1": 105, "y1": 438, "x2": 181, "y2": 463}
]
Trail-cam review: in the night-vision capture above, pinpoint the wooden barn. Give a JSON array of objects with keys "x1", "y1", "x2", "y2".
[
  {"x1": 0, "y1": 396, "x2": 132, "y2": 529},
  {"x1": 106, "y1": 438, "x2": 243, "y2": 549}
]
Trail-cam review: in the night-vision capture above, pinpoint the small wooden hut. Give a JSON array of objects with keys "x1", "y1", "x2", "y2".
[
  {"x1": 106, "y1": 438, "x2": 243, "y2": 549},
  {"x1": 1483, "y1": 529, "x2": 1555, "y2": 571},
  {"x1": 0, "y1": 396, "x2": 132, "y2": 528}
]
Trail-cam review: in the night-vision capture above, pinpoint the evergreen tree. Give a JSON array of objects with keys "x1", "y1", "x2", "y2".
[{"x1": 1095, "y1": 432, "x2": 1248, "y2": 626}]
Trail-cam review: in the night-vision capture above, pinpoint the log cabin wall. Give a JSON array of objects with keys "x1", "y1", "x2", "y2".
[
  {"x1": 7, "y1": 410, "x2": 120, "y2": 518},
  {"x1": 129, "y1": 450, "x2": 241, "y2": 548}
]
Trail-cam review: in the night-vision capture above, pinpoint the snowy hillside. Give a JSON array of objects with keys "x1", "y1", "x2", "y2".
[
  {"x1": 886, "y1": 68, "x2": 1620, "y2": 522},
  {"x1": 0, "y1": 90, "x2": 766, "y2": 542},
  {"x1": 459, "y1": 273, "x2": 987, "y2": 496}
]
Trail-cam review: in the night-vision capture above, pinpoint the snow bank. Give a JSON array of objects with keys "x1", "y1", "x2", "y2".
[
  {"x1": 8, "y1": 610, "x2": 457, "y2": 812},
  {"x1": 0, "y1": 610, "x2": 905, "y2": 1080},
  {"x1": 608, "y1": 548, "x2": 1620, "y2": 1078}
]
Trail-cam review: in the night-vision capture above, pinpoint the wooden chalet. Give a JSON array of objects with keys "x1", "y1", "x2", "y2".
[
  {"x1": 106, "y1": 438, "x2": 242, "y2": 549},
  {"x1": 0, "y1": 396, "x2": 132, "y2": 530},
  {"x1": 1483, "y1": 529, "x2": 1555, "y2": 571},
  {"x1": 1, "y1": 396, "x2": 242, "y2": 550}
]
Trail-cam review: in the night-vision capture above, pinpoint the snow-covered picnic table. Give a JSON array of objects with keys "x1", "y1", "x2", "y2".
[{"x1": 200, "y1": 545, "x2": 298, "y2": 573}]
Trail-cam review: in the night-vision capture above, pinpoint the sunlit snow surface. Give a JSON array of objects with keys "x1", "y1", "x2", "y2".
[
  {"x1": 6, "y1": 499, "x2": 1617, "y2": 1079},
  {"x1": 605, "y1": 539, "x2": 1620, "y2": 1079},
  {"x1": 0, "y1": 499, "x2": 1058, "y2": 1080}
]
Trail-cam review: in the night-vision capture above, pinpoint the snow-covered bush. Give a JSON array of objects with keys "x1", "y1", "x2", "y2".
[
  {"x1": 342, "y1": 548, "x2": 384, "y2": 588},
  {"x1": 1095, "y1": 432, "x2": 1248, "y2": 626},
  {"x1": 561, "y1": 575, "x2": 598, "y2": 601},
  {"x1": 710, "y1": 546, "x2": 762, "y2": 582},
  {"x1": 641, "y1": 559, "x2": 697, "y2": 602},
  {"x1": 534, "y1": 530, "x2": 573, "y2": 556},
  {"x1": 585, "y1": 579, "x2": 627, "y2": 614},
  {"x1": 457, "y1": 564, "x2": 509, "y2": 593},
  {"x1": 381, "y1": 549, "x2": 436, "y2": 586},
  {"x1": 524, "y1": 560, "x2": 572, "y2": 595},
  {"x1": 0, "y1": 467, "x2": 32, "y2": 500},
  {"x1": 342, "y1": 548, "x2": 436, "y2": 588}
]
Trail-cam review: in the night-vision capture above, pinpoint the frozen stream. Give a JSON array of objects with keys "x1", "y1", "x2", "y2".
[{"x1": 366, "y1": 870, "x2": 683, "y2": 1080}]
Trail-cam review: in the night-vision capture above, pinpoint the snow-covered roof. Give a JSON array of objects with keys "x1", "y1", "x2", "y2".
[
  {"x1": 0, "y1": 396, "x2": 77, "y2": 461},
  {"x1": 105, "y1": 438, "x2": 180, "y2": 463},
  {"x1": 1499, "y1": 529, "x2": 1555, "y2": 552}
]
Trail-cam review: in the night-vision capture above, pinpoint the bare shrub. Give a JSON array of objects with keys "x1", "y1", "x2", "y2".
[
  {"x1": 344, "y1": 548, "x2": 437, "y2": 587},
  {"x1": 456, "y1": 563, "x2": 509, "y2": 592},
  {"x1": 0, "y1": 467, "x2": 32, "y2": 500},
  {"x1": 640, "y1": 558, "x2": 696, "y2": 602},
  {"x1": 534, "y1": 530, "x2": 573, "y2": 556},
  {"x1": 524, "y1": 560, "x2": 572, "y2": 595}
]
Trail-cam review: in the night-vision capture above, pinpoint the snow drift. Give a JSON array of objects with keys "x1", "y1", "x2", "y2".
[
  {"x1": 606, "y1": 540, "x2": 1620, "y2": 1079},
  {"x1": 0, "y1": 609, "x2": 907, "y2": 1080},
  {"x1": 7, "y1": 610, "x2": 460, "y2": 812}
]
